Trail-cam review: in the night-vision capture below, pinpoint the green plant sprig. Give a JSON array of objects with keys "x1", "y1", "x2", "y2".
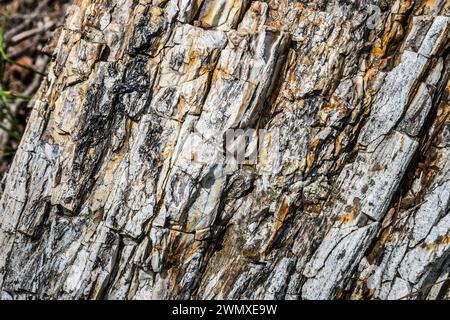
[{"x1": 0, "y1": 16, "x2": 45, "y2": 76}]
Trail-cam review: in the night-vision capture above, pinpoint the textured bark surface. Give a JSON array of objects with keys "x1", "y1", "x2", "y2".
[{"x1": 0, "y1": 0, "x2": 449, "y2": 300}]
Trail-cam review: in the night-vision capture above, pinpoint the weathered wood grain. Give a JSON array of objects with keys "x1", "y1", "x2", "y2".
[{"x1": 0, "y1": 0, "x2": 449, "y2": 300}]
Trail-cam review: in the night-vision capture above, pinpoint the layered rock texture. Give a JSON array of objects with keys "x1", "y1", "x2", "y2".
[{"x1": 0, "y1": 0, "x2": 449, "y2": 300}]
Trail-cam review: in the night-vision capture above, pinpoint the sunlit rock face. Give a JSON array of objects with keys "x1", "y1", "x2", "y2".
[{"x1": 0, "y1": 0, "x2": 449, "y2": 300}]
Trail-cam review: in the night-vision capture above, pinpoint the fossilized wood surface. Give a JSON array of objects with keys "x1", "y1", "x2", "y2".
[{"x1": 0, "y1": 0, "x2": 449, "y2": 300}]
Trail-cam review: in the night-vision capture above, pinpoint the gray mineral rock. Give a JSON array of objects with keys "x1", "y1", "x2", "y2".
[{"x1": 0, "y1": 0, "x2": 449, "y2": 300}]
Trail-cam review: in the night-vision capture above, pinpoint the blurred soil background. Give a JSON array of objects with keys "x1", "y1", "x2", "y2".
[{"x1": 0, "y1": 0, "x2": 70, "y2": 178}]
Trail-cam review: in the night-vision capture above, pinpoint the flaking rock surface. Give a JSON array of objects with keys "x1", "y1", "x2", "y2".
[{"x1": 0, "y1": 0, "x2": 449, "y2": 300}]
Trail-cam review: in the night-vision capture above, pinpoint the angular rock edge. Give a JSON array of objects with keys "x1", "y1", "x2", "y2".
[{"x1": 0, "y1": 0, "x2": 449, "y2": 300}]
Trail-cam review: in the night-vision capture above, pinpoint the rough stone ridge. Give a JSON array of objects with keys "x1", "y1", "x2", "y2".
[{"x1": 0, "y1": 0, "x2": 449, "y2": 300}]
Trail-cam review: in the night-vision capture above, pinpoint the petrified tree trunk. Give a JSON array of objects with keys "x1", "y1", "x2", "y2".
[{"x1": 0, "y1": 0, "x2": 449, "y2": 300}]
